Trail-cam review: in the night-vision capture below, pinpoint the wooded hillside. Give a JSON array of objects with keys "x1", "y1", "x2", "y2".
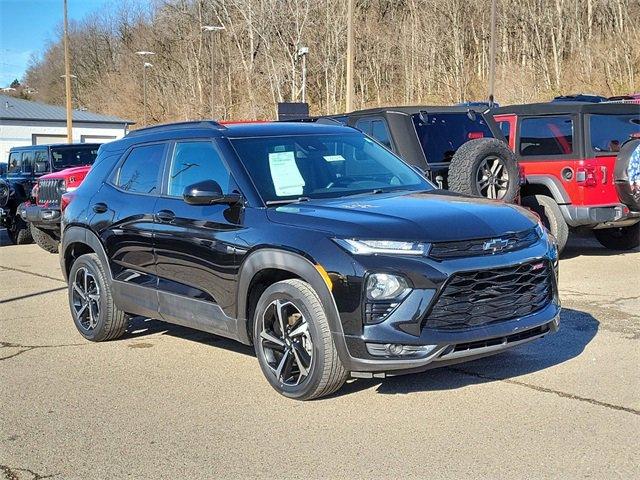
[{"x1": 23, "y1": 0, "x2": 640, "y2": 124}]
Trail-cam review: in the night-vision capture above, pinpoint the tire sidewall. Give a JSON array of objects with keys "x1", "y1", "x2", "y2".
[
  {"x1": 68, "y1": 254, "x2": 111, "y2": 341},
  {"x1": 253, "y1": 281, "x2": 327, "y2": 400}
]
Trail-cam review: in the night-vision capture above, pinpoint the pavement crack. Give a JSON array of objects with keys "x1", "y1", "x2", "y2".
[
  {"x1": 0, "y1": 464, "x2": 56, "y2": 479},
  {"x1": 0, "y1": 341, "x2": 87, "y2": 361},
  {"x1": 448, "y1": 367, "x2": 640, "y2": 416},
  {"x1": 0, "y1": 265, "x2": 65, "y2": 284}
]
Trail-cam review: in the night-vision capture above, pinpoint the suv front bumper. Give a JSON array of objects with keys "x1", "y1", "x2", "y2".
[
  {"x1": 18, "y1": 203, "x2": 61, "y2": 235},
  {"x1": 331, "y1": 237, "x2": 561, "y2": 376}
]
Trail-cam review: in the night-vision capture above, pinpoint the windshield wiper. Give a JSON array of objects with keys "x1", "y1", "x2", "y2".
[{"x1": 265, "y1": 196, "x2": 311, "y2": 206}]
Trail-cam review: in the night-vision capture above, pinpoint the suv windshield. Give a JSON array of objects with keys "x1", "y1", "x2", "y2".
[
  {"x1": 589, "y1": 114, "x2": 640, "y2": 153},
  {"x1": 412, "y1": 112, "x2": 494, "y2": 163},
  {"x1": 230, "y1": 132, "x2": 431, "y2": 204},
  {"x1": 51, "y1": 145, "x2": 99, "y2": 171}
]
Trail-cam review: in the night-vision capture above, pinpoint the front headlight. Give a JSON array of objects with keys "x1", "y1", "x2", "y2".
[
  {"x1": 333, "y1": 238, "x2": 430, "y2": 256},
  {"x1": 365, "y1": 273, "x2": 410, "y2": 300}
]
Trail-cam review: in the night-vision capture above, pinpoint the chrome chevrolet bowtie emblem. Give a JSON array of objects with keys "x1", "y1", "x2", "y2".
[{"x1": 483, "y1": 238, "x2": 512, "y2": 253}]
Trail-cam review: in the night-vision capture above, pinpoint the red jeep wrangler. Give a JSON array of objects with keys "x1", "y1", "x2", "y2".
[
  {"x1": 493, "y1": 102, "x2": 640, "y2": 252},
  {"x1": 18, "y1": 164, "x2": 93, "y2": 253}
]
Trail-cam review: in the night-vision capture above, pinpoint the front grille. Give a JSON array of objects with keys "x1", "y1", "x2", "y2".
[
  {"x1": 429, "y1": 228, "x2": 540, "y2": 260},
  {"x1": 424, "y1": 260, "x2": 553, "y2": 330},
  {"x1": 38, "y1": 179, "x2": 63, "y2": 204}
]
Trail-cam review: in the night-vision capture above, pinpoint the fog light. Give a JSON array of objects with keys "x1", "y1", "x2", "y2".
[
  {"x1": 365, "y1": 273, "x2": 409, "y2": 301},
  {"x1": 366, "y1": 343, "x2": 437, "y2": 358}
]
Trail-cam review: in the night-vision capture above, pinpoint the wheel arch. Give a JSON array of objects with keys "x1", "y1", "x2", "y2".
[
  {"x1": 522, "y1": 175, "x2": 571, "y2": 205},
  {"x1": 236, "y1": 249, "x2": 347, "y2": 355},
  {"x1": 60, "y1": 226, "x2": 111, "y2": 282}
]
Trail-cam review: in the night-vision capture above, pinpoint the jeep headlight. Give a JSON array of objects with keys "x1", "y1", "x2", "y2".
[
  {"x1": 365, "y1": 273, "x2": 410, "y2": 300},
  {"x1": 333, "y1": 238, "x2": 430, "y2": 256}
]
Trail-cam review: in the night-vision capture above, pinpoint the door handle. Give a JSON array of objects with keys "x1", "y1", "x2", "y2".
[
  {"x1": 156, "y1": 209, "x2": 176, "y2": 223},
  {"x1": 92, "y1": 202, "x2": 108, "y2": 213}
]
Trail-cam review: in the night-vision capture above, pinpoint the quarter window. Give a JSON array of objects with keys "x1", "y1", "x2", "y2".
[
  {"x1": 519, "y1": 116, "x2": 574, "y2": 156},
  {"x1": 116, "y1": 144, "x2": 165, "y2": 194},
  {"x1": 371, "y1": 120, "x2": 393, "y2": 149},
  {"x1": 589, "y1": 114, "x2": 640, "y2": 153},
  {"x1": 167, "y1": 141, "x2": 232, "y2": 197}
]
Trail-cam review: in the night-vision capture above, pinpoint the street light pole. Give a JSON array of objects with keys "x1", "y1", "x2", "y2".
[
  {"x1": 488, "y1": 0, "x2": 497, "y2": 106},
  {"x1": 63, "y1": 0, "x2": 73, "y2": 143},
  {"x1": 298, "y1": 46, "x2": 309, "y2": 103},
  {"x1": 345, "y1": 0, "x2": 354, "y2": 112},
  {"x1": 202, "y1": 25, "x2": 225, "y2": 118},
  {"x1": 136, "y1": 51, "x2": 155, "y2": 126}
]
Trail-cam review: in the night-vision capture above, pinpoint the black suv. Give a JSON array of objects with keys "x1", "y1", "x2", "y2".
[
  {"x1": 0, "y1": 143, "x2": 99, "y2": 244},
  {"x1": 60, "y1": 121, "x2": 560, "y2": 400}
]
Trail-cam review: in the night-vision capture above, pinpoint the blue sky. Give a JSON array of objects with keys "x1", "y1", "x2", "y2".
[{"x1": 0, "y1": 0, "x2": 146, "y2": 86}]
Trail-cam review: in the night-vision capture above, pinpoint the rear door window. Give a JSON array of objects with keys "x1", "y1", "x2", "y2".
[
  {"x1": 116, "y1": 143, "x2": 166, "y2": 194},
  {"x1": 589, "y1": 114, "x2": 640, "y2": 153},
  {"x1": 519, "y1": 116, "x2": 574, "y2": 156},
  {"x1": 371, "y1": 120, "x2": 393, "y2": 149},
  {"x1": 20, "y1": 150, "x2": 35, "y2": 173}
]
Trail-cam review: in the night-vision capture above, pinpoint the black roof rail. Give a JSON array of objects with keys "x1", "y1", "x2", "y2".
[{"x1": 126, "y1": 120, "x2": 227, "y2": 137}]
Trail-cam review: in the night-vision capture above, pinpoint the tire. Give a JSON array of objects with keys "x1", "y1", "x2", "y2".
[
  {"x1": 30, "y1": 224, "x2": 59, "y2": 253},
  {"x1": 68, "y1": 253, "x2": 128, "y2": 342},
  {"x1": 253, "y1": 279, "x2": 348, "y2": 400},
  {"x1": 7, "y1": 216, "x2": 33, "y2": 245},
  {"x1": 448, "y1": 138, "x2": 520, "y2": 202},
  {"x1": 522, "y1": 195, "x2": 569, "y2": 254},
  {"x1": 593, "y1": 223, "x2": 640, "y2": 251}
]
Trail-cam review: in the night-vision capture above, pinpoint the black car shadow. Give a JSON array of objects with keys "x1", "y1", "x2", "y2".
[
  {"x1": 337, "y1": 307, "x2": 598, "y2": 397},
  {"x1": 123, "y1": 308, "x2": 597, "y2": 399},
  {"x1": 561, "y1": 231, "x2": 639, "y2": 259}
]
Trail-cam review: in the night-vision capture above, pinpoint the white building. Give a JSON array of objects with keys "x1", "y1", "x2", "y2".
[{"x1": 0, "y1": 94, "x2": 133, "y2": 161}]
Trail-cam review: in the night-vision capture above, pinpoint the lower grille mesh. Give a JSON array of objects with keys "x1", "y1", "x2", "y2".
[{"x1": 425, "y1": 260, "x2": 553, "y2": 330}]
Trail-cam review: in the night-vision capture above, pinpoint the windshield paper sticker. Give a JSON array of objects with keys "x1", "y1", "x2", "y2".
[
  {"x1": 323, "y1": 155, "x2": 345, "y2": 162},
  {"x1": 268, "y1": 151, "x2": 305, "y2": 196}
]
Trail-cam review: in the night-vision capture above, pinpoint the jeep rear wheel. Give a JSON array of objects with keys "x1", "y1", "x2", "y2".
[
  {"x1": 30, "y1": 224, "x2": 59, "y2": 253},
  {"x1": 522, "y1": 194, "x2": 569, "y2": 254},
  {"x1": 7, "y1": 217, "x2": 33, "y2": 245},
  {"x1": 448, "y1": 138, "x2": 520, "y2": 202},
  {"x1": 593, "y1": 223, "x2": 640, "y2": 251},
  {"x1": 253, "y1": 279, "x2": 348, "y2": 400},
  {"x1": 68, "y1": 253, "x2": 128, "y2": 341}
]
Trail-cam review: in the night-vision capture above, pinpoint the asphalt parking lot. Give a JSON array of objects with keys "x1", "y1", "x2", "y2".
[{"x1": 0, "y1": 231, "x2": 638, "y2": 479}]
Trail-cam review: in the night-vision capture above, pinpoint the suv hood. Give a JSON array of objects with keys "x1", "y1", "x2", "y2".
[
  {"x1": 40, "y1": 165, "x2": 91, "y2": 180},
  {"x1": 266, "y1": 190, "x2": 537, "y2": 243}
]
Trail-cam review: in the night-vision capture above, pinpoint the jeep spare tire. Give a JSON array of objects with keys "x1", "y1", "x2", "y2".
[
  {"x1": 448, "y1": 138, "x2": 520, "y2": 202},
  {"x1": 614, "y1": 139, "x2": 640, "y2": 211}
]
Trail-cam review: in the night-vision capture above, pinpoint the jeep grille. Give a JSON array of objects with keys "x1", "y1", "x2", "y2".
[{"x1": 38, "y1": 179, "x2": 64, "y2": 204}]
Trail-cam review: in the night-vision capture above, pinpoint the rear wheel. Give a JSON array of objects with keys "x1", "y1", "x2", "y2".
[
  {"x1": 68, "y1": 253, "x2": 128, "y2": 341},
  {"x1": 7, "y1": 217, "x2": 32, "y2": 245},
  {"x1": 522, "y1": 194, "x2": 569, "y2": 253},
  {"x1": 593, "y1": 223, "x2": 640, "y2": 251},
  {"x1": 253, "y1": 279, "x2": 348, "y2": 400},
  {"x1": 30, "y1": 224, "x2": 59, "y2": 253}
]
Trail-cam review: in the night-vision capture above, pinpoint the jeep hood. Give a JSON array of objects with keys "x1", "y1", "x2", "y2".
[
  {"x1": 40, "y1": 165, "x2": 91, "y2": 180},
  {"x1": 266, "y1": 190, "x2": 538, "y2": 243}
]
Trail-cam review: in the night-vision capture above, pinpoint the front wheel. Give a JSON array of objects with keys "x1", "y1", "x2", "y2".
[
  {"x1": 253, "y1": 279, "x2": 348, "y2": 400},
  {"x1": 593, "y1": 223, "x2": 640, "y2": 251},
  {"x1": 7, "y1": 216, "x2": 33, "y2": 245},
  {"x1": 30, "y1": 224, "x2": 59, "y2": 253}
]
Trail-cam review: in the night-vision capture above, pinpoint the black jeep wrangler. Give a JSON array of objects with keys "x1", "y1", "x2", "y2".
[
  {"x1": 0, "y1": 143, "x2": 99, "y2": 244},
  {"x1": 60, "y1": 120, "x2": 559, "y2": 400},
  {"x1": 313, "y1": 106, "x2": 520, "y2": 203}
]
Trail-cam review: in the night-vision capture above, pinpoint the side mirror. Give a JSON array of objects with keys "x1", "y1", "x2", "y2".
[{"x1": 183, "y1": 180, "x2": 241, "y2": 205}]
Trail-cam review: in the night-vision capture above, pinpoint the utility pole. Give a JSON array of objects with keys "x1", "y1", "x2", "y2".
[
  {"x1": 136, "y1": 51, "x2": 155, "y2": 126},
  {"x1": 202, "y1": 25, "x2": 225, "y2": 118},
  {"x1": 345, "y1": 0, "x2": 354, "y2": 112},
  {"x1": 63, "y1": 0, "x2": 73, "y2": 143},
  {"x1": 488, "y1": 0, "x2": 497, "y2": 107}
]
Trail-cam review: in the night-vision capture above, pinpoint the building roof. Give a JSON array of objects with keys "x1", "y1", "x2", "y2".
[{"x1": 0, "y1": 94, "x2": 133, "y2": 125}]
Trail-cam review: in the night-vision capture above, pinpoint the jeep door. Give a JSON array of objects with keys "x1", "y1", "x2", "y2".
[{"x1": 153, "y1": 139, "x2": 244, "y2": 338}]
